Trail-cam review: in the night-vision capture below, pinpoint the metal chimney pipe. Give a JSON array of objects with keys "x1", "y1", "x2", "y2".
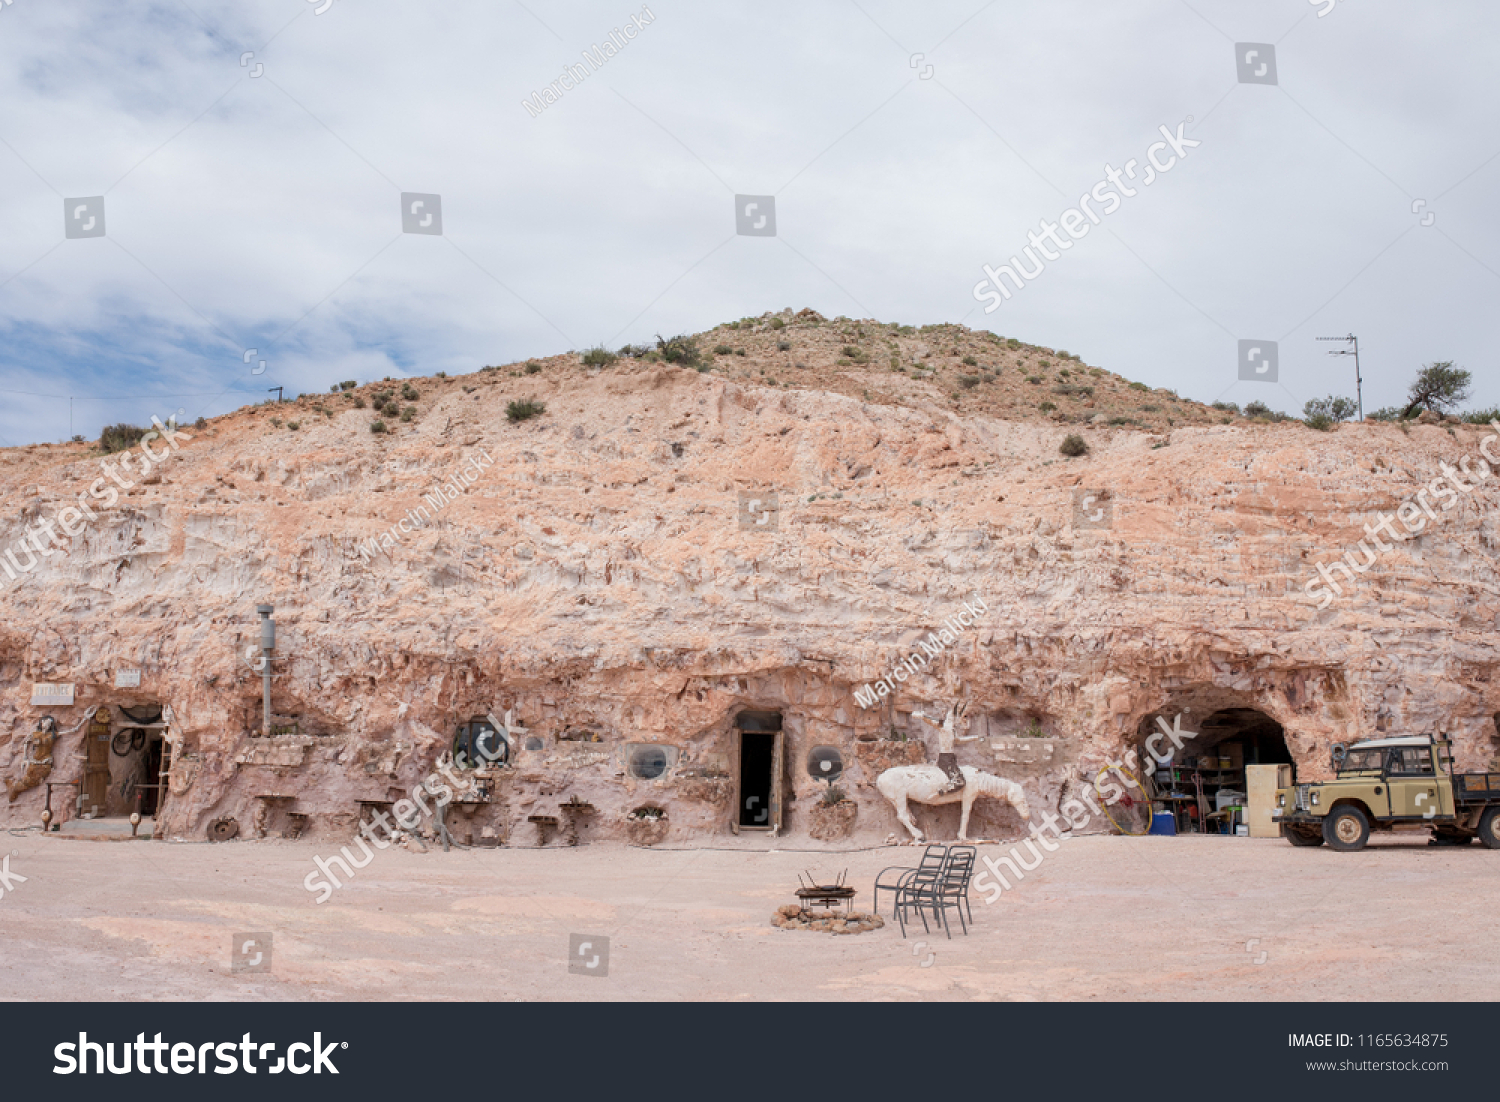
[{"x1": 256, "y1": 605, "x2": 274, "y2": 738}]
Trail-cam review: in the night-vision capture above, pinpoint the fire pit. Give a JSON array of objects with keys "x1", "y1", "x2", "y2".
[{"x1": 793, "y1": 869, "x2": 857, "y2": 916}]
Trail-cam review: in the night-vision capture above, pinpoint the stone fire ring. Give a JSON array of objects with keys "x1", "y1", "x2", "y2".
[{"x1": 772, "y1": 904, "x2": 885, "y2": 934}]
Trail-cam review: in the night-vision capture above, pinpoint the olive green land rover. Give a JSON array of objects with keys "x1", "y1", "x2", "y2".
[{"x1": 1276, "y1": 736, "x2": 1500, "y2": 852}]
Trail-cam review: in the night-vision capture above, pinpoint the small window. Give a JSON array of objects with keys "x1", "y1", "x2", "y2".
[
  {"x1": 807, "y1": 746, "x2": 843, "y2": 780},
  {"x1": 453, "y1": 718, "x2": 507, "y2": 769}
]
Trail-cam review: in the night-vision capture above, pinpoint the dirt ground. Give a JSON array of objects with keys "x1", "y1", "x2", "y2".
[{"x1": 3, "y1": 829, "x2": 1495, "y2": 1001}]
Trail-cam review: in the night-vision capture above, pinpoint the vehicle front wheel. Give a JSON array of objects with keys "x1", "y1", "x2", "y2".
[
  {"x1": 1284, "y1": 826, "x2": 1324, "y2": 847},
  {"x1": 1479, "y1": 807, "x2": 1500, "y2": 850},
  {"x1": 1323, "y1": 806, "x2": 1370, "y2": 852}
]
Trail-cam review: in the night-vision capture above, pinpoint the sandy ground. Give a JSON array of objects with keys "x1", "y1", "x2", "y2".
[{"x1": 2, "y1": 829, "x2": 1496, "y2": 1001}]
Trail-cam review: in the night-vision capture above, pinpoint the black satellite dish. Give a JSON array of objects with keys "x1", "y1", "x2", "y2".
[
  {"x1": 807, "y1": 746, "x2": 843, "y2": 780},
  {"x1": 630, "y1": 745, "x2": 669, "y2": 779}
]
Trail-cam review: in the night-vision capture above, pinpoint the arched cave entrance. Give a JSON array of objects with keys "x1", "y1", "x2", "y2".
[{"x1": 1136, "y1": 706, "x2": 1293, "y2": 836}]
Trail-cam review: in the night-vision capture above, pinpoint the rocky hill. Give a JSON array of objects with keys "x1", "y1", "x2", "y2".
[{"x1": 2, "y1": 309, "x2": 1497, "y2": 846}]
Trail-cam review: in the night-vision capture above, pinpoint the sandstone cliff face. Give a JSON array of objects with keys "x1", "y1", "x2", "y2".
[{"x1": 2, "y1": 318, "x2": 1497, "y2": 845}]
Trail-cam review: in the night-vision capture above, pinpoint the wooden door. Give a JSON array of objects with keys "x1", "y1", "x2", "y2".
[
  {"x1": 769, "y1": 730, "x2": 784, "y2": 835},
  {"x1": 83, "y1": 711, "x2": 111, "y2": 814}
]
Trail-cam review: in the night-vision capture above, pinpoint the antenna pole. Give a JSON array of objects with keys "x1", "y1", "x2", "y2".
[{"x1": 1316, "y1": 334, "x2": 1362, "y2": 421}]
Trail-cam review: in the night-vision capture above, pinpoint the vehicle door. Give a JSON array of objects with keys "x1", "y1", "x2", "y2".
[{"x1": 1386, "y1": 747, "x2": 1445, "y2": 819}]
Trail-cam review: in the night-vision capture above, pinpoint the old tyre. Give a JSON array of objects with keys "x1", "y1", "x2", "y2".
[
  {"x1": 1284, "y1": 826, "x2": 1324, "y2": 847},
  {"x1": 1479, "y1": 807, "x2": 1500, "y2": 850},
  {"x1": 1323, "y1": 806, "x2": 1370, "y2": 852},
  {"x1": 207, "y1": 817, "x2": 239, "y2": 843}
]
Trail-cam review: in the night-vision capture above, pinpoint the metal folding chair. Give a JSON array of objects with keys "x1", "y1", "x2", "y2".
[
  {"x1": 872, "y1": 844, "x2": 947, "y2": 918},
  {"x1": 895, "y1": 846, "x2": 976, "y2": 939}
]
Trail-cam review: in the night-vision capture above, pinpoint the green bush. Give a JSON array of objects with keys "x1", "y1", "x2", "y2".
[
  {"x1": 340, "y1": 380, "x2": 358, "y2": 390},
  {"x1": 959, "y1": 375, "x2": 981, "y2": 389},
  {"x1": 769, "y1": 317, "x2": 785, "y2": 330},
  {"x1": 1305, "y1": 413, "x2": 1334, "y2": 431},
  {"x1": 400, "y1": 406, "x2": 416, "y2": 422},
  {"x1": 1039, "y1": 401, "x2": 1056, "y2": 412},
  {"x1": 1303, "y1": 395, "x2": 1357, "y2": 423},
  {"x1": 401, "y1": 383, "x2": 418, "y2": 401},
  {"x1": 352, "y1": 396, "x2": 366, "y2": 408},
  {"x1": 525, "y1": 361, "x2": 542, "y2": 375},
  {"x1": 1059, "y1": 434, "x2": 1088, "y2": 457},
  {"x1": 506, "y1": 398, "x2": 546, "y2": 422},
  {"x1": 777, "y1": 340, "x2": 791, "y2": 352},
  {"x1": 1211, "y1": 401, "x2": 1239, "y2": 413},
  {"x1": 962, "y1": 354, "x2": 978, "y2": 366},
  {"x1": 100, "y1": 423, "x2": 147, "y2": 454},
  {"x1": 287, "y1": 421, "x2": 300, "y2": 430},
  {"x1": 1027, "y1": 376, "x2": 1041, "y2": 385},
  {"x1": 1007, "y1": 338, "x2": 1021, "y2": 350},
  {"x1": 435, "y1": 372, "x2": 446, "y2": 379},
  {"x1": 582, "y1": 346, "x2": 617, "y2": 367},
  {"x1": 370, "y1": 420, "x2": 387, "y2": 433},
  {"x1": 656, "y1": 333, "x2": 704, "y2": 367},
  {"x1": 1129, "y1": 381, "x2": 1149, "y2": 391},
  {"x1": 714, "y1": 344, "x2": 733, "y2": 356}
]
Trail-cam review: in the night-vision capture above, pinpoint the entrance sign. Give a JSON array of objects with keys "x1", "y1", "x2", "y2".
[{"x1": 30, "y1": 683, "x2": 75, "y2": 706}]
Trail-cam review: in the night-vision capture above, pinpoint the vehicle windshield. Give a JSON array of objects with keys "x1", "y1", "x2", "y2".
[{"x1": 1340, "y1": 748, "x2": 1384, "y2": 773}]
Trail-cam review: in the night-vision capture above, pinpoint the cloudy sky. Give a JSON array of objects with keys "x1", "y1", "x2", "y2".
[{"x1": 0, "y1": 0, "x2": 1494, "y2": 445}]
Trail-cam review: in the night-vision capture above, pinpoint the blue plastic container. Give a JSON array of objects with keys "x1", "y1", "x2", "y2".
[{"x1": 1149, "y1": 810, "x2": 1177, "y2": 836}]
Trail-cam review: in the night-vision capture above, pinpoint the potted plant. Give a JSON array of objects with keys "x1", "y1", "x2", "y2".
[
  {"x1": 809, "y1": 784, "x2": 858, "y2": 841},
  {"x1": 624, "y1": 805, "x2": 669, "y2": 846}
]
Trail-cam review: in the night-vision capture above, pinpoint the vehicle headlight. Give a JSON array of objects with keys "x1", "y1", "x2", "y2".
[
  {"x1": 1311, "y1": 791, "x2": 1320, "y2": 806},
  {"x1": 1277, "y1": 794, "x2": 1285, "y2": 807}
]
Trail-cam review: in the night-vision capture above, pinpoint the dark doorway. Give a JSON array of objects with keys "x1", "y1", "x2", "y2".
[
  {"x1": 738, "y1": 733, "x2": 775, "y2": 828},
  {"x1": 140, "y1": 736, "x2": 166, "y2": 817}
]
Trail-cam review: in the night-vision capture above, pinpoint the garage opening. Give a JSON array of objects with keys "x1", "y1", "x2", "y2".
[
  {"x1": 733, "y1": 710, "x2": 783, "y2": 834},
  {"x1": 1141, "y1": 707, "x2": 1292, "y2": 836}
]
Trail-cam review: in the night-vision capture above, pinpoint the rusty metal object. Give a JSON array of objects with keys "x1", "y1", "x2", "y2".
[{"x1": 6, "y1": 717, "x2": 57, "y2": 804}]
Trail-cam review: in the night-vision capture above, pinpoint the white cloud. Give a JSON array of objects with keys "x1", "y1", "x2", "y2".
[{"x1": 0, "y1": 0, "x2": 1496, "y2": 443}]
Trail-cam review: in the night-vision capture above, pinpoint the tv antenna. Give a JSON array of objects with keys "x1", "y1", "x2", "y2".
[
  {"x1": 1316, "y1": 334, "x2": 1362, "y2": 421},
  {"x1": 268, "y1": 386, "x2": 284, "y2": 402}
]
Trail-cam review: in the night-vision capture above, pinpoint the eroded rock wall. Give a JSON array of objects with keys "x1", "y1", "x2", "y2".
[{"x1": 2, "y1": 361, "x2": 1498, "y2": 842}]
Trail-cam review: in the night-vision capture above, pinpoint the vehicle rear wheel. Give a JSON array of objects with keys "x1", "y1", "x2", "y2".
[
  {"x1": 1479, "y1": 807, "x2": 1500, "y2": 850},
  {"x1": 1284, "y1": 826, "x2": 1324, "y2": 847},
  {"x1": 1323, "y1": 806, "x2": 1370, "y2": 852}
]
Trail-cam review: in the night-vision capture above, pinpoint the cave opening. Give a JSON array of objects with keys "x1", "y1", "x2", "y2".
[{"x1": 1138, "y1": 706, "x2": 1292, "y2": 836}]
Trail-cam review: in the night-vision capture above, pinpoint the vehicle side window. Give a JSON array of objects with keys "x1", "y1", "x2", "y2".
[{"x1": 1389, "y1": 748, "x2": 1433, "y2": 775}]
